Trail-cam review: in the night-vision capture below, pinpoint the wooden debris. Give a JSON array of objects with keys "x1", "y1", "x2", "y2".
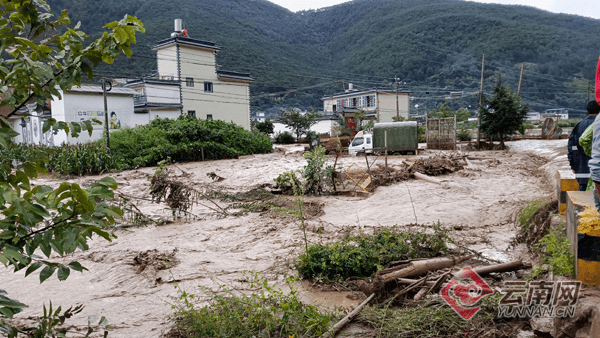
[
  {"x1": 414, "y1": 172, "x2": 441, "y2": 184},
  {"x1": 453, "y1": 260, "x2": 531, "y2": 279},
  {"x1": 322, "y1": 293, "x2": 375, "y2": 338}
]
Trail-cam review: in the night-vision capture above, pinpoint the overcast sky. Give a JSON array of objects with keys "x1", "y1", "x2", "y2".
[{"x1": 267, "y1": 0, "x2": 600, "y2": 19}]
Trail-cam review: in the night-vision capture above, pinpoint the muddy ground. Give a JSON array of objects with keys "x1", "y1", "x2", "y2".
[{"x1": 0, "y1": 139, "x2": 569, "y2": 337}]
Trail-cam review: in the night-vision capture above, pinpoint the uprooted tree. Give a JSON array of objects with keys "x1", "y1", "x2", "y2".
[
  {"x1": 0, "y1": 1, "x2": 144, "y2": 336},
  {"x1": 478, "y1": 78, "x2": 528, "y2": 149}
]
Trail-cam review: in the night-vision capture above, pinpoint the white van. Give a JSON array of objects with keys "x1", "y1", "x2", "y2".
[{"x1": 348, "y1": 130, "x2": 373, "y2": 156}]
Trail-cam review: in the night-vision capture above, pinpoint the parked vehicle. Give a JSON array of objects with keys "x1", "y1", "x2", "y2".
[{"x1": 348, "y1": 121, "x2": 418, "y2": 155}]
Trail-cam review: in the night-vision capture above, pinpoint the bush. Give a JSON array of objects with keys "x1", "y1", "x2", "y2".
[
  {"x1": 276, "y1": 131, "x2": 295, "y2": 144},
  {"x1": 530, "y1": 221, "x2": 575, "y2": 279},
  {"x1": 296, "y1": 224, "x2": 455, "y2": 282},
  {"x1": 254, "y1": 120, "x2": 274, "y2": 134},
  {"x1": 170, "y1": 272, "x2": 335, "y2": 337},
  {"x1": 109, "y1": 115, "x2": 272, "y2": 168},
  {"x1": 457, "y1": 129, "x2": 471, "y2": 141},
  {"x1": 417, "y1": 126, "x2": 426, "y2": 143}
]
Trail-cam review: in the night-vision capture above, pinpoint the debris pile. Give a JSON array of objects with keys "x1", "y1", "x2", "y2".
[
  {"x1": 331, "y1": 257, "x2": 532, "y2": 337},
  {"x1": 133, "y1": 248, "x2": 179, "y2": 273}
]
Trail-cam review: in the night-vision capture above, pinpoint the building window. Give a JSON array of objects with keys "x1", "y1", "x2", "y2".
[
  {"x1": 367, "y1": 95, "x2": 376, "y2": 108},
  {"x1": 187, "y1": 110, "x2": 196, "y2": 117},
  {"x1": 332, "y1": 104, "x2": 337, "y2": 112},
  {"x1": 207, "y1": 114, "x2": 213, "y2": 120},
  {"x1": 204, "y1": 82, "x2": 213, "y2": 93},
  {"x1": 186, "y1": 77, "x2": 194, "y2": 87}
]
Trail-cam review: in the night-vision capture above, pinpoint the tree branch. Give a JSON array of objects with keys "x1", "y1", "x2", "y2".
[{"x1": 7, "y1": 69, "x2": 64, "y2": 118}]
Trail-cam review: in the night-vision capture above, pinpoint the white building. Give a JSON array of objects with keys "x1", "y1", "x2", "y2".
[
  {"x1": 322, "y1": 85, "x2": 411, "y2": 122},
  {"x1": 126, "y1": 19, "x2": 254, "y2": 129},
  {"x1": 8, "y1": 85, "x2": 137, "y2": 146},
  {"x1": 272, "y1": 116, "x2": 338, "y2": 138}
]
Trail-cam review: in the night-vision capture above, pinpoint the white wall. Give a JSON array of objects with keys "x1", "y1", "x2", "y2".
[
  {"x1": 146, "y1": 83, "x2": 180, "y2": 104},
  {"x1": 52, "y1": 91, "x2": 135, "y2": 145},
  {"x1": 156, "y1": 45, "x2": 178, "y2": 80},
  {"x1": 272, "y1": 120, "x2": 335, "y2": 138}
]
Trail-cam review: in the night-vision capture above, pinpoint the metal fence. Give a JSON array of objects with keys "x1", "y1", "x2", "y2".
[{"x1": 426, "y1": 117, "x2": 456, "y2": 150}]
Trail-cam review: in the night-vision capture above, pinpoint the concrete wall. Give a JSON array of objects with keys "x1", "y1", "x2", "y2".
[
  {"x1": 156, "y1": 45, "x2": 178, "y2": 80},
  {"x1": 145, "y1": 83, "x2": 180, "y2": 104},
  {"x1": 52, "y1": 91, "x2": 135, "y2": 145},
  {"x1": 378, "y1": 92, "x2": 409, "y2": 122}
]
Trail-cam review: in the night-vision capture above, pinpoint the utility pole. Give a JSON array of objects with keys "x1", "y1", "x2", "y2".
[
  {"x1": 517, "y1": 63, "x2": 524, "y2": 97},
  {"x1": 395, "y1": 77, "x2": 400, "y2": 121},
  {"x1": 477, "y1": 54, "x2": 485, "y2": 150},
  {"x1": 102, "y1": 78, "x2": 112, "y2": 151},
  {"x1": 588, "y1": 82, "x2": 591, "y2": 102}
]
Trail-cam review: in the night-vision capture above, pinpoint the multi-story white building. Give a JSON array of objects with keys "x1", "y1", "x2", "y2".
[
  {"x1": 126, "y1": 19, "x2": 254, "y2": 129},
  {"x1": 322, "y1": 85, "x2": 411, "y2": 122}
]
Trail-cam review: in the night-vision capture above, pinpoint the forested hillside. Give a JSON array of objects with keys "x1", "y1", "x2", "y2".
[{"x1": 47, "y1": 0, "x2": 600, "y2": 115}]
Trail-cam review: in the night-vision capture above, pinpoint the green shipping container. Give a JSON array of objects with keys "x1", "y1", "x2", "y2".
[{"x1": 373, "y1": 121, "x2": 418, "y2": 152}]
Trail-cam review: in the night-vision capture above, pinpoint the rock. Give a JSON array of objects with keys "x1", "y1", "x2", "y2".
[{"x1": 530, "y1": 317, "x2": 554, "y2": 337}]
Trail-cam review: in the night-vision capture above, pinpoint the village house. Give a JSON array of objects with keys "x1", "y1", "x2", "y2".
[
  {"x1": 6, "y1": 85, "x2": 136, "y2": 146},
  {"x1": 322, "y1": 84, "x2": 411, "y2": 127},
  {"x1": 126, "y1": 19, "x2": 254, "y2": 129}
]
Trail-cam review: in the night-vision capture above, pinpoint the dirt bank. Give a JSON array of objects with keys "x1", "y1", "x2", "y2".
[{"x1": 0, "y1": 140, "x2": 568, "y2": 337}]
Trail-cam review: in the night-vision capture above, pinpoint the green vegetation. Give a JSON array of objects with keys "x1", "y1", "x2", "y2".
[
  {"x1": 2, "y1": 142, "x2": 116, "y2": 177},
  {"x1": 275, "y1": 146, "x2": 334, "y2": 195},
  {"x1": 109, "y1": 115, "x2": 272, "y2": 168},
  {"x1": 456, "y1": 129, "x2": 472, "y2": 141},
  {"x1": 557, "y1": 119, "x2": 582, "y2": 128},
  {"x1": 479, "y1": 78, "x2": 528, "y2": 147},
  {"x1": 278, "y1": 109, "x2": 322, "y2": 142},
  {"x1": 169, "y1": 272, "x2": 336, "y2": 338},
  {"x1": 358, "y1": 295, "x2": 506, "y2": 338},
  {"x1": 0, "y1": 1, "x2": 144, "y2": 335},
  {"x1": 530, "y1": 222, "x2": 575, "y2": 279},
  {"x1": 254, "y1": 119, "x2": 275, "y2": 134},
  {"x1": 296, "y1": 224, "x2": 455, "y2": 282},
  {"x1": 275, "y1": 131, "x2": 295, "y2": 144},
  {"x1": 517, "y1": 200, "x2": 548, "y2": 230}
]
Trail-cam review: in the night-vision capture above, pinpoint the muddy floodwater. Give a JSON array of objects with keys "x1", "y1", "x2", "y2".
[{"x1": 1, "y1": 139, "x2": 570, "y2": 337}]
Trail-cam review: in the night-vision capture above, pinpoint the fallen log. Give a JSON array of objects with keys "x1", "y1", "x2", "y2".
[
  {"x1": 382, "y1": 274, "x2": 430, "y2": 306},
  {"x1": 453, "y1": 260, "x2": 531, "y2": 279},
  {"x1": 361, "y1": 256, "x2": 472, "y2": 296},
  {"x1": 413, "y1": 172, "x2": 441, "y2": 184},
  {"x1": 382, "y1": 256, "x2": 472, "y2": 285},
  {"x1": 322, "y1": 293, "x2": 375, "y2": 338}
]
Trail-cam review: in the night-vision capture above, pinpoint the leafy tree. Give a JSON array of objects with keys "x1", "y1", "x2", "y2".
[
  {"x1": 278, "y1": 108, "x2": 321, "y2": 142},
  {"x1": 255, "y1": 119, "x2": 274, "y2": 134},
  {"x1": 0, "y1": 1, "x2": 144, "y2": 336},
  {"x1": 429, "y1": 103, "x2": 470, "y2": 122},
  {"x1": 478, "y1": 78, "x2": 528, "y2": 149}
]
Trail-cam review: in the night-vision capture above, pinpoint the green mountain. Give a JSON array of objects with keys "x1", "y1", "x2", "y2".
[{"x1": 48, "y1": 0, "x2": 600, "y2": 115}]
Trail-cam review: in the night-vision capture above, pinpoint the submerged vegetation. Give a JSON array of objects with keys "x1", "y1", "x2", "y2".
[
  {"x1": 296, "y1": 224, "x2": 455, "y2": 282},
  {"x1": 168, "y1": 273, "x2": 337, "y2": 338}
]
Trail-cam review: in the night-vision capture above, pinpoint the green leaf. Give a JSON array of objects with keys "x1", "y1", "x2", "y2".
[
  {"x1": 57, "y1": 266, "x2": 70, "y2": 281},
  {"x1": 39, "y1": 265, "x2": 56, "y2": 283},
  {"x1": 97, "y1": 177, "x2": 118, "y2": 190},
  {"x1": 98, "y1": 316, "x2": 109, "y2": 327},
  {"x1": 68, "y1": 261, "x2": 87, "y2": 272},
  {"x1": 25, "y1": 262, "x2": 43, "y2": 277}
]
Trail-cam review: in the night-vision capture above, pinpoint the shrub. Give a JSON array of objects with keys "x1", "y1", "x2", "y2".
[
  {"x1": 457, "y1": 129, "x2": 471, "y2": 141},
  {"x1": 530, "y1": 222, "x2": 575, "y2": 279},
  {"x1": 276, "y1": 131, "x2": 295, "y2": 144},
  {"x1": 418, "y1": 126, "x2": 426, "y2": 143},
  {"x1": 170, "y1": 272, "x2": 336, "y2": 337},
  {"x1": 109, "y1": 115, "x2": 272, "y2": 167},
  {"x1": 296, "y1": 224, "x2": 455, "y2": 282},
  {"x1": 254, "y1": 119, "x2": 274, "y2": 134}
]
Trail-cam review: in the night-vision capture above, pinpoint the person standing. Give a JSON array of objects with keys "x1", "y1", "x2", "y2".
[{"x1": 569, "y1": 100, "x2": 600, "y2": 190}]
